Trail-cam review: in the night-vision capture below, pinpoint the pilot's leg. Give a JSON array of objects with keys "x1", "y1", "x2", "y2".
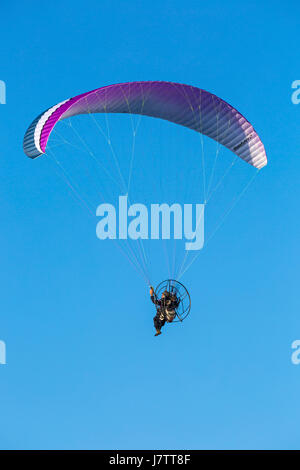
[{"x1": 153, "y1": 313, "x2": 165, "y2": 336}]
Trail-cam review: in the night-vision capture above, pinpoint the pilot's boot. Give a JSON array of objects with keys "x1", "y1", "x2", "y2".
[{"x1": 154, "y1": 329, "x2": 162, "y2": 336}]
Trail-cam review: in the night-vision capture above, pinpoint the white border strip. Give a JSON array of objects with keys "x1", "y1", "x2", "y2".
[{"x1": 33, "y1": 99, "x2": 69, "y2": 154}]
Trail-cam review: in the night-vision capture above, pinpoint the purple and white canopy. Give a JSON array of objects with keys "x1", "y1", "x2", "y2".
[{"x1": 23, "y1": 81, "x2": 267, "y2": 169}]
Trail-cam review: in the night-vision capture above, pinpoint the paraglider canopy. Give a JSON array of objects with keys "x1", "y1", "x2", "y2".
[
  {"x1": 23, "y1": 81, "x2": 267, "y2": 169},
  {"x1": 23, "y1": 81, "x2": 267, "y2": 286}
]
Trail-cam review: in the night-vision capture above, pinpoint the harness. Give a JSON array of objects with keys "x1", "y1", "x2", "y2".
[{"x1": 157, "y1": 296, "x2": 178, "y2": 322}]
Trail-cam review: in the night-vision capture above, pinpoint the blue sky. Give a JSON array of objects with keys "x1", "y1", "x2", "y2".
[{"x1": 0, "y1": 0, "x2": 299, "y2": 450}]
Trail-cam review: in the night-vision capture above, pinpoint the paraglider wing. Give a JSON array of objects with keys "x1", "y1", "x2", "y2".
[{"x1": 23, "y1": 81, "x2": 267, "y2": 169}]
